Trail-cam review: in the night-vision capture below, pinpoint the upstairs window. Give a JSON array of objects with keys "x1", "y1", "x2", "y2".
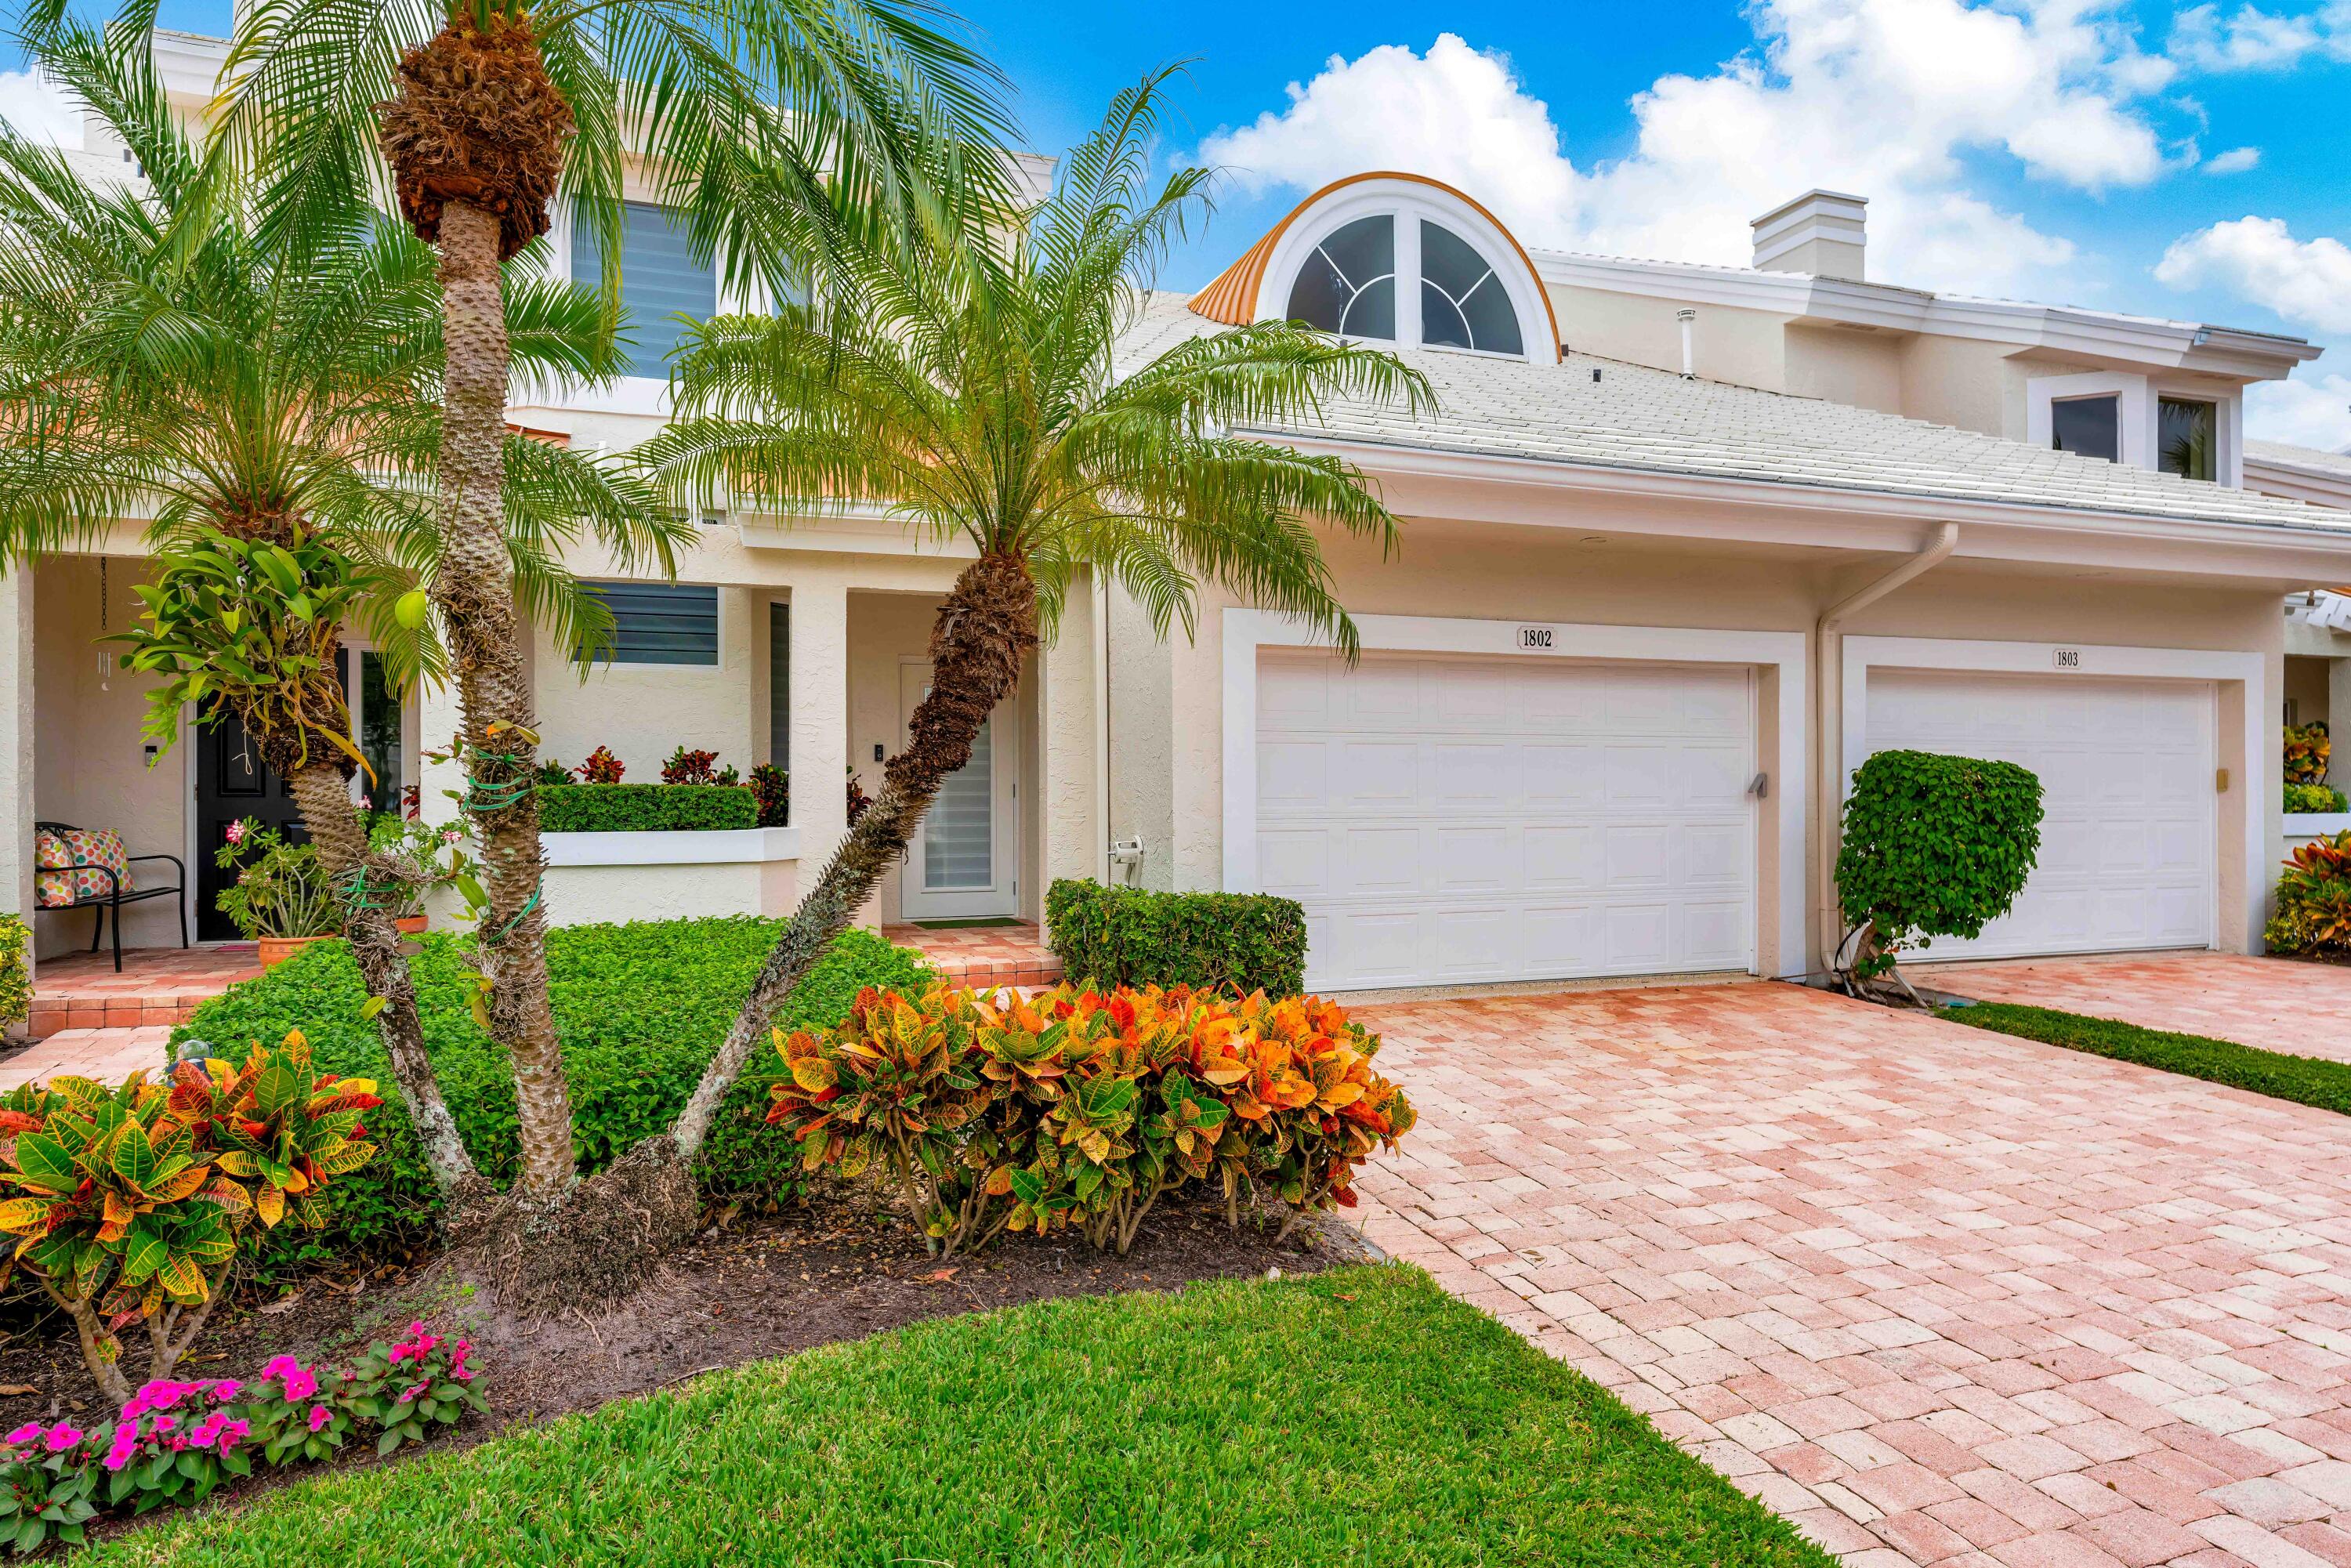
[
  {"x1": 1419, "y1": 222, "x2": 1523, "y2": 356},
  {"x1": 1285, "y1": 215, "x2": 1395, "y2": 341},
  {"x1": 1279, "y1": 212, "x2": 1528, "y2": 358},
  {"x1": 2158, "y1": 397, "x2": 2216, "y2": 481},
  {"x1": 2050, "y1": 394, "x2": 2120, "y2": 462},
  {"x1": 572, "y1": 202, "x2": 717, "y2": 378}
]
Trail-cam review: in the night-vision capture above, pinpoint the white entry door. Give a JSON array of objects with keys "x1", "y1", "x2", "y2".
[
  {"x1": 1255, "y1": 650, "x2": 1758, "y2": 991},
  {"x1": 1862, "y1": 669, "x2": 2215, "y2": 960},
  {"x1": 899, "y1": 662, "x2": 1019, "y2": 921}
]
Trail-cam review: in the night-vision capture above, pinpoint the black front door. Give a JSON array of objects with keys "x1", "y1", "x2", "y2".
[{"x1": 194, "y1": 652, "x2": 345, "y2": 941}]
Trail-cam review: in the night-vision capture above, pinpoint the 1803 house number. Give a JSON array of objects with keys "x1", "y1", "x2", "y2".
[
  {"x1": 1516, "y1": 625, "x2": 1557, "y2": 651},
  {"x1": 2052, "y1": 648, "x2": 2081, "y2": 669}
]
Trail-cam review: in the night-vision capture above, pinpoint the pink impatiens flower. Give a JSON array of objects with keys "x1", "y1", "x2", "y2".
[
  {"x1": 307, "y1": 1406, "x2": 331, "y2": 1433},
  {"x1": 3, "y1": 1422, "x2": 40, "y2": 1446},
  {"x1": 103, "y1": 1425, "x2": 140, "y2": 1472},
  {"x1": 42, "y1": 1422, "x2": 81, "y2": 1453}
]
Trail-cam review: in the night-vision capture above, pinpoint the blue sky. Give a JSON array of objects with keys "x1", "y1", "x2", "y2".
[{"x1": 9, "y1": 0, "x2": 2351, "y2": 446}]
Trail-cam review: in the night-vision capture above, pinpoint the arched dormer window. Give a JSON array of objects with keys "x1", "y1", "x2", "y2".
[{"x1": 1207, "y1": 176, "x2": 1555, "y2": 360}]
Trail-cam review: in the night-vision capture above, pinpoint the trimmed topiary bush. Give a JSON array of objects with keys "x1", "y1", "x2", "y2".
[
  {"x1": 169, "y1": 919, "x2": 932, "y2": 1277},
  {"x1": 1835, "y1": 749, "x2": 2044, "y2": 985},
  {"x1": 537, "y1": 783, "x2": 757, "y2": 833},
  {"x1": 1045, "y1": 880, "x2": 1307, "y2": 997}
]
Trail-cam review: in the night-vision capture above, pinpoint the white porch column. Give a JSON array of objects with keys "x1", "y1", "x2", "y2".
[
  {"x1": 415, "y1": 675, "x2": 465, "y2": 831},
  {"x1": 2331, "y1": 659, "x2": 2351, "y2": 770},
  {"x1": 789, "y1": 579, "x2": 851, "y2": 897},
  {"x1": 0, "y1": 567, "x2": 33, "y2": 943},
  {"x1": 1035, "y1": 567, "x2": 1102, "y2": 924}
]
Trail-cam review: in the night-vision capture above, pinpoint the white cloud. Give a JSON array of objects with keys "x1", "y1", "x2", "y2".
[
  {"x1": 0, "y1": 66, "x2": 80, "y2": 149},
  {"x1": 2247, "y1": 371, "x2": 2351, "y2": 451},
  {"x1": 2203, "y1": 144, "x2": 2262, "y2": 172},
  {"x1": 2168, "y1": 2, "x2": 2351, "y2": 71},
  {"x1": 2155, "y1": 217, "x2": 2351, "y2": 334},
  {"x1": 1194, "y1": 3, "x2": 2194, "y2": 298}
]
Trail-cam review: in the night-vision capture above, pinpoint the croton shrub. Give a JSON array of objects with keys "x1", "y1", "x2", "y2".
[
  {"x1": 2285, "y1": 721, "x2": 2332, "y2": 788},
  {"x1": 0, "y1": 1324, "x2": 479, "y2": 1555},
  {"x1": 2269, "y1": 829, "x2": 2351, "y2": 955},
  {"x1": 767, "y1": 983, "x2": 1415, "y2": 1256},
  {"x1": 0, "y1": 1033, "x2": 379, "y2": 1404}
]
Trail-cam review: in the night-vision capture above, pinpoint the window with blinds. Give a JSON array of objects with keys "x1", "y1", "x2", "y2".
[
  {"x1": 583, "y1": 582, "x2": 719, "y2": 666},
  {"x1": 768, "y1": 602, "x2": 790, "y2": 766},
  {"x1": 571, "y1": 202, "x2": 717, "y2": 378}
]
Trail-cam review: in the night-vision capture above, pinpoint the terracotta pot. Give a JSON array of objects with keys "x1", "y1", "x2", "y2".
[
  {"x1": 394, "y1": 914, "x2": 429, "y2": 936},
  {"x1": 257, "y1": 935, "x2": 332, "y2": 969}
]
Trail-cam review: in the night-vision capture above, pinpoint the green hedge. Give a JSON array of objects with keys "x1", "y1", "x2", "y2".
[
  {"x1": 0, "y1": 914, "x2": 26, "y2": 1030},
  {"x1": 1045, "y1": 880, "x2": 1307, "y2": 997},
  {"x1": 171, "y1": 919, "x2": 932, "y2": 1276},
  {"x1": 2285, "y1": 781, "x2": 2349, "y2": 814},
  {"x1": 538, "y1": 784, "x2": 757, "y2": 833}
]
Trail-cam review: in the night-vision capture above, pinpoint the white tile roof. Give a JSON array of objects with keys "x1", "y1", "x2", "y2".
[
  {"x1": 2250, "y1": 440, "x2": 2351, "y2": 479},
  {"x1": 1119, "y1": 292, "x2": 2351, "y2": 534}
]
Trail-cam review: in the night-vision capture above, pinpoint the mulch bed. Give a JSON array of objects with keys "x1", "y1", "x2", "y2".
[{"x1": 0, "y1": 1189, "x2": 1363, "y2": 1439}]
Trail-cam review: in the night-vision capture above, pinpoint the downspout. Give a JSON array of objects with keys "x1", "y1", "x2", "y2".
[{"x1": 1814, "y1": 522, "x2": 1960, "y2": 969}]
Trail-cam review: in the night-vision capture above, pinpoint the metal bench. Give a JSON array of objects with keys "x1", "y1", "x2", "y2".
[{"x1": 34, "y1": 821, "x2": 188, "y2": 972}]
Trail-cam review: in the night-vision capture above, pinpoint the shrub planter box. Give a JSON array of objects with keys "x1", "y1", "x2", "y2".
[
  {"x1": 539, "y1": 827, "x2": 801, "y2": 926},
  {"x1": 2284, "y1": 811, "x2": 2351, "y2": 853}
]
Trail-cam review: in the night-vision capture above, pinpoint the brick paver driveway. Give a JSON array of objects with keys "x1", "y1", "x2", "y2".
[
  {"x1": 1352, "y1": 982, "x2": 2351, "y2": 1567},
  {"x1": 1930, "y1": 952, "x2": 2351, "y2": 1062}
]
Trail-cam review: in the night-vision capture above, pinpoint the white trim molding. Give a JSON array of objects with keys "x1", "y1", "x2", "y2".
[
  {"x1": 1220, "y1": 609, "x2": 1811, "y2": 978},
  {"x1": 1838, "y1": 636, "x2": 2266, "y2": 954}
]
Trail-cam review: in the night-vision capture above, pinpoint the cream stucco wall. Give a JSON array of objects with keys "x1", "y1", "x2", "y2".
[
  {"x1": 533, "y1": 583, "x2": 760, "y2": 781},
  {"x1": 32, "y1": 557, "x2": 189, "y2": 958}
]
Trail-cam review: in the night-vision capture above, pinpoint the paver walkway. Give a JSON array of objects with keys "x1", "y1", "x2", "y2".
[
  {"x1": 27, "y1": 945, "x2": 259, "y2": 1039},
  {"x1": 1933, "y1": 952, "x2": 2351, "y2": 1061},
  {"x1": 1352, "y1": 982, "x2": 2351, "y2": 1567},
  {"x1": 882, "y1": 922, "x2": 1063, "y2": 989}
]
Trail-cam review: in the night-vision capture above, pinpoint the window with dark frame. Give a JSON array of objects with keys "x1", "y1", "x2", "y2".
[
  {"x1": 579, "y1": 581, "x2": 719, "y2": 667},
  {"x1": 2050, "y1": 394, "x2": 2121, "y2": 462},
  {"x1": 768, "y1": 601, "x2": 790, "y2": 768},
  {"x1": 1283, "y1": 215, "x2": 1396, "y2": 341}
]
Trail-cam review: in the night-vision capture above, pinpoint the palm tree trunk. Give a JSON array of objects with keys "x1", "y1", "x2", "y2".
[
  {"x1": 670, "y1": 551, "x2": 1038, "y2": 1158},
  {"x1": 281, "y1": 759, "x2": 480, "y2": 1199},
  {"x1": 429, "y1": 198, "x2": 576, "y2": 1199}
]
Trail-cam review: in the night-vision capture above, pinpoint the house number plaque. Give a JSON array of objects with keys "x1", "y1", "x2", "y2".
[{"x1": 1516, "y1": 625, "x2": 1558, "y2": 651}]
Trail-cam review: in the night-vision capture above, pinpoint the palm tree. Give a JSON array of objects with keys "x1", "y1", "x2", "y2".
[
  {"x1": 0, "y1": 18, "x2": 686, "y2": 1200},
  {"x1": 639, "y1": 75, "x2": 1434, "y2": 1171},
  {"x1": 199, "y1": 0, "x2": 1012, "y2": 1210}
]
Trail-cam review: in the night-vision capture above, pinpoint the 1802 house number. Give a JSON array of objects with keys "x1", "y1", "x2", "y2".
[{"x1": 1516, "y1": 626, "x2": 1557, "y2": 650}]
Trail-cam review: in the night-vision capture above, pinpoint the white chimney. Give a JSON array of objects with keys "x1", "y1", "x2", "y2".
[{"x1": 1750, "y1": 190, "x2": 1868, "y2": 281}]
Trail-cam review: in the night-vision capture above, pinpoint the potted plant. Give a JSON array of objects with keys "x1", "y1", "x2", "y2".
[
  {"x1": 212, "y1": 818, "x2": 341, "y2": 965},
  {"x1": 364, "y1": 815, "x2": 469, "y2": 934}
]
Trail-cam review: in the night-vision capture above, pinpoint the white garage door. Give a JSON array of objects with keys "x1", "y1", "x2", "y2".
[
  {"x1": 1254, "y1": 651, "x2": 1756, "y2": 990},
  {"x1": 1863, "y1": 670, "x2": 2214, "y2": 961}
]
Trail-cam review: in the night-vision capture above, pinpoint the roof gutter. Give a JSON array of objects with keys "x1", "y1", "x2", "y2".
[{"x1": 1814, "y1": 523, "x2": 1960, "y2": 968}]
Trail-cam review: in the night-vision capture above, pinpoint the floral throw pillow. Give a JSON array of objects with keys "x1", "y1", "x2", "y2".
[{"x1": 34, "y1": 828, "x2": 133, "y2": 907}]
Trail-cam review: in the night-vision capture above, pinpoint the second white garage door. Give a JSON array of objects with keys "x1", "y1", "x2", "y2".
[
  {"x1": 1255, "y1": 651, "x2": 1756, "y2": 990},
  {"x1": 1862, "y1": 669, "x2": 2215, "y2": 961}
]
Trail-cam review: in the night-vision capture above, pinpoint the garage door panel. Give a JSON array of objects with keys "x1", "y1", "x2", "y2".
[
  {"x1": 1523, "y1": 825, "x2": 1603, "y2": 891},
  {"x1": 1866, "y1": 669, "x2": 2213, "y2": 961},
  {"x1": 1435, "y1": 826, "x2": 1512, "y2": 893},
  {"x1": 1258, "y1": 650, "x2": 1757, "y2": 990}
]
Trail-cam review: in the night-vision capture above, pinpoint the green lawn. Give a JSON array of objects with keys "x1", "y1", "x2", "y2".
[
  {"x1": 1944, "y1": 1001, "x2": 2351, "y2": 1116},
  {"x1": 89, "y1": 1265, "x2": 1831, "y2": 1567}
]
